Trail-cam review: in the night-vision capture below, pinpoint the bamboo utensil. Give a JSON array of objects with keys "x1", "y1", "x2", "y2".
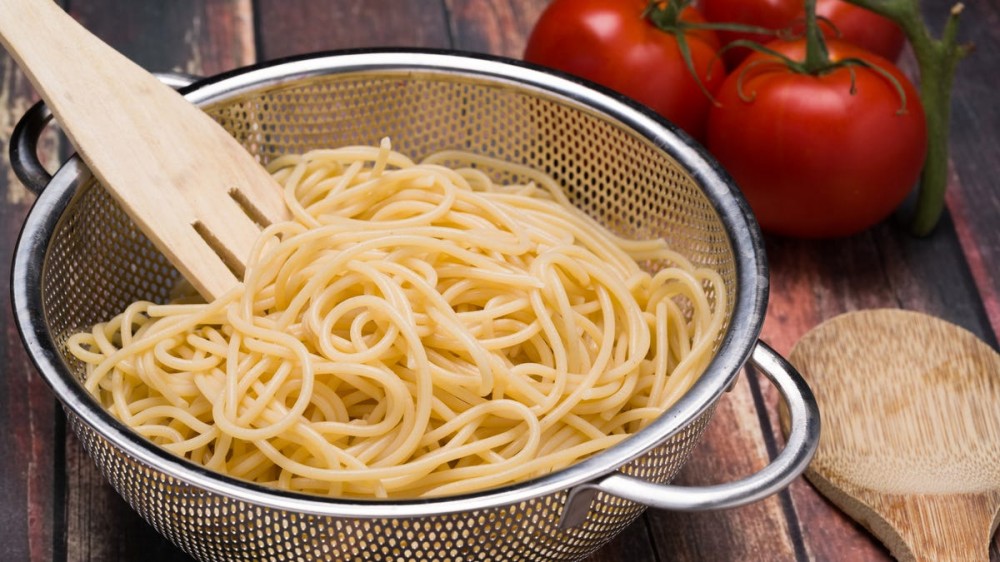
[
  {"x1": 787, "y1": 309, "x2": 1000, "y2": 561},
  {"x1": 0, "y1": 0, "x2": 289, "y2": 300}
]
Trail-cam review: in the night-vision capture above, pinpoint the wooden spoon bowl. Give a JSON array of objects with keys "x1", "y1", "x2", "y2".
[{"x1": 785, "y1": 309, "x2": 1000, "y2": 561}]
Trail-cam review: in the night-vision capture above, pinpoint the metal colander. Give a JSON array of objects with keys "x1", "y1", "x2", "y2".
[{"x1": 11, "y1": 50, "x2": 818, "y2": 562}]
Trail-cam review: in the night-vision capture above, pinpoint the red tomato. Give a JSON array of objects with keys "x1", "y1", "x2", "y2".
[
  {"x1": 706, "y1": 39, "x2": 926, "y2": 238},
  {"x1": 699, "y1": 0, "x2": 799, "y2": 68},
  {"x1": 698, "y1": 0, "x2": 905, "y2": 67},
  {"x1": 523, "y1": 0, "x2": 725, "y2": 142},
  {"x1": 815, "y1": 1, "x2": 905, "y2": 63}
]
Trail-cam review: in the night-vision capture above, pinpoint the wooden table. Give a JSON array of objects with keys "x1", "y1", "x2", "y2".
[{"x1": 1, "y1": 1, "x2": 997, "y2": 560}]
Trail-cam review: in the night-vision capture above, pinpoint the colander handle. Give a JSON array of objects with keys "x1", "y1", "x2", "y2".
[
  {"x1": 9, "y1": 72, "x2": 200, "y2": 195},
  {"x1": 560, "y1": 340, "x2": 820, "y2": 528}
]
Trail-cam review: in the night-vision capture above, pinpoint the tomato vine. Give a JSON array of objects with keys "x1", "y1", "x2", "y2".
[
  {"x1": 722, "y1": 0, "x2": 909, "y2": 109},
  {"x1": 843, "y1": 0, "x2": 972, "y2": 235}
]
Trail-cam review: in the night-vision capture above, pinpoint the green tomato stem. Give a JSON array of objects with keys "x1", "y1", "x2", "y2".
[
  {"x1": 843, "y1": 0, "x2": 971, "y2": 235},
  {"x1": 802, "y1": 0, "x2": 832, "y2": 72},
  {"x1": 644, "y1": 0, "x2": 689, "y2": 28}
]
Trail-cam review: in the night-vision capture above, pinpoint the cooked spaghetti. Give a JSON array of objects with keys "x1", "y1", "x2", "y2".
[{"x1": 67, "y1": 139, "x2": 726, "y2": 498}]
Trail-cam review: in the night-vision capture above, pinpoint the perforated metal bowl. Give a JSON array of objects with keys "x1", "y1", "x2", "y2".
[{"x1": 11, "y1": 50, "x2": 818, "y2": 562}]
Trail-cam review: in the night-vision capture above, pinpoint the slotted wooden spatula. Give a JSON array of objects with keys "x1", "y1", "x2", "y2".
[{"x1": 0, "y1": 0, "x2": 289, "y2": 300}]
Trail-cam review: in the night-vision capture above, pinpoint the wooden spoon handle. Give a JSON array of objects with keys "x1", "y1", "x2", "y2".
[
  {"x1": 0, "y1": 0, "x2": 287, "y2": 300},
  {"x1": 874, "y1": 492, "x2": 1000, "y2": 562}
]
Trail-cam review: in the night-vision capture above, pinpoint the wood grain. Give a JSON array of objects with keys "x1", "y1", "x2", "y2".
[
  {"x1": 931, "y1": 0, "x2": 1000, "y2": 342},
  {"x1": 68, "y1": 0, "x2": 256, "y2": 75},
  {"x1": 0, "y1": 39, "x2": 63, "y2": 562},
  {"x1": 0, "y1": 0, "x2": 288, "y2": 300},
  {"x1": 760, "y1": 234, "x2": 894, "y2": 562},
  {"x1": 1, "y1": 0, "x2": 997, "y2": 561},
  {"x1": 444, "y1": 0, "x2": 546, "y2": 57},
  {"x1": 759, "y1": 211, "x2": 1000, "y2": 559},
  {"x1": 645, "y1": 373, "x2": 801, "y2": 561},
  {"x1": 255, "y1": 0, "x2": 451, "y2": 59},
  {"x1": 585, "y1": 518, "x2": 658, "y2": 562},
  {"x1": 788, "y1": 310, "x2": 1000, "y2": 561}
]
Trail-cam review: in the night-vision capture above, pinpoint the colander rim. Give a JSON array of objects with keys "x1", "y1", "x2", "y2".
[{"x1": 11, "y1": 48, "x2": 768, "y2": 518}]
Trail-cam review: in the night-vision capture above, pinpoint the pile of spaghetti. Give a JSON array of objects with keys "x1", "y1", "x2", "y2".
[{"x1": 68, "y1": 140, "x2": 726, "y2": 498}]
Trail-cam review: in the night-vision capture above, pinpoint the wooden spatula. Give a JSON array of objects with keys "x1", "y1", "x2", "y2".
[
  {"x1": 0, "y1": 0, "x2": 289, "y2": 300},
  {"x1": 785, "y1": 309, "x2": 1000, "y2": 561}
]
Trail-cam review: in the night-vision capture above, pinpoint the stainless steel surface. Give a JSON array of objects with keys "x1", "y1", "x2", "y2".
[
  {"x1": 11, "y1": 50, "x2": 815, "y2": 561},
  {"x1": 581, "y1": 341, "x2": 820, "y2": 512},
  {"x1": 9, "y1": 98, "x2": 53, "y2": 194}
]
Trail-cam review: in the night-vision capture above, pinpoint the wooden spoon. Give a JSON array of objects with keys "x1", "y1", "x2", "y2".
[
  {"x1": 784, "y1": 309, "x2": 1000, "y2": 561},
  {"x1": 0, "y1": 0, "x2": 289, "y2": 300}
]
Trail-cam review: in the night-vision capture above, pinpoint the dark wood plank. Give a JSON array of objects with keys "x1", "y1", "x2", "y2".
[
  {"x1": 255, "y1": 0, "x2": 451, "y2": 60},
  {"x1": 62, "y1": 430, "x2": 190, "y2": 562},
  {"x1": 762, "y1": 230, "x2": 908, "y2": 562},
  {"x1": 584, "y1": 516, "x2": 657, "y2": 562},
  {"x1": 68, "y1": 0, "x2": 255, "y2": 76},
  {"x1": 0, "y1": 41, "x2": 65, "y2": 562},
  {"x1": 444, "y1": 0, "x2": 547, "y2": 57},
  {"x1": 646, "y1": 374, "x2": 800, "y2": 561},
  {"x1": 930, "y1": 0, "x2": 1000, "y2": 343}
]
